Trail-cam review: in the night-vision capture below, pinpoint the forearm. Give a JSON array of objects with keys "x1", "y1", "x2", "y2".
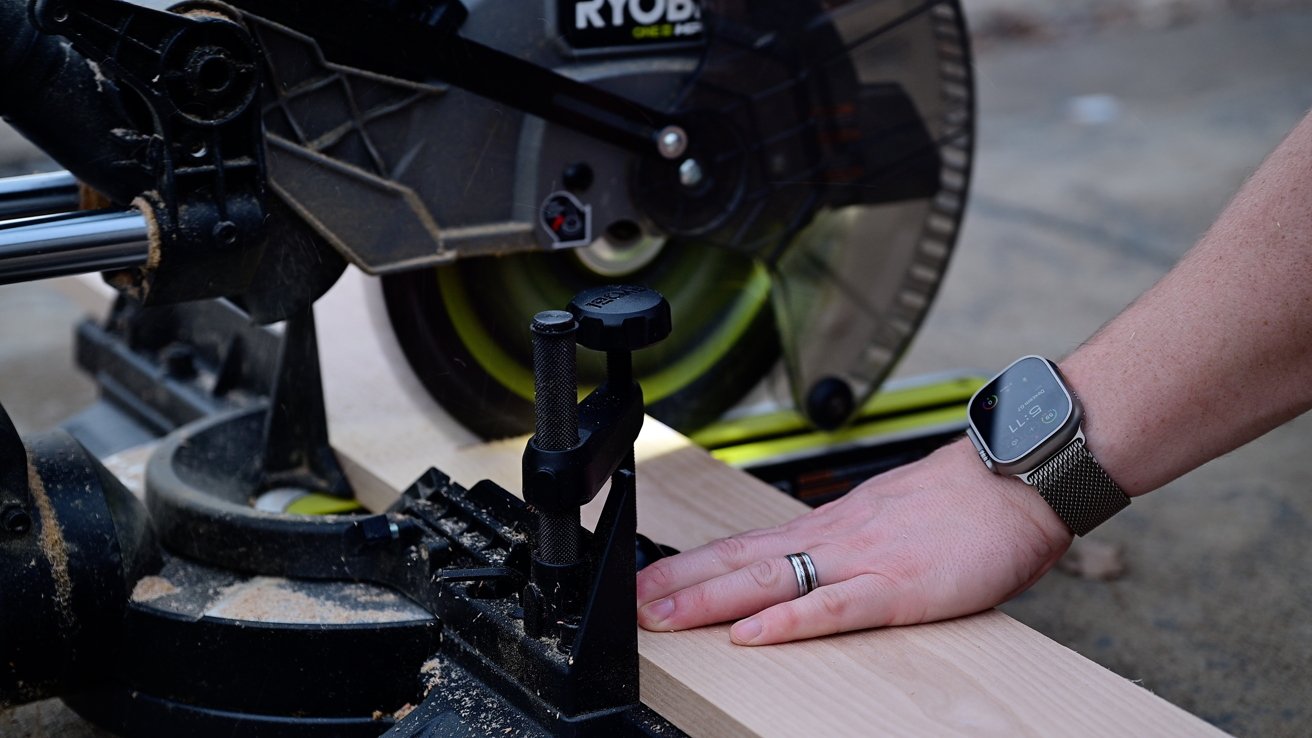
[{"x1": 1061, "y1": 109, "x2": 1312, "y2": 496}]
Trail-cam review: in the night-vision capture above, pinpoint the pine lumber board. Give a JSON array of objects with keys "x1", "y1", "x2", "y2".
[{"x1": 315, "y1": 270, "x2": 1227, "y2": 738}]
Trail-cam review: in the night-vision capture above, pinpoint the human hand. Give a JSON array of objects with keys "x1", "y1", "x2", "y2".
[{"x1": 635, "y1": 439, "x2": 1074, "y2": 645}]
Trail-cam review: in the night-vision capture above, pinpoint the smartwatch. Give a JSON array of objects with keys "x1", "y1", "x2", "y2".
[{"x1": 965, "y1": 356, "x2": 1129, "y2": 536}]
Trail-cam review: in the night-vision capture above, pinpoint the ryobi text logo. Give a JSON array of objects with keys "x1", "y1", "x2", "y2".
[{"x1": 574, "y1": 0, "x2": 703, "y2": 41}]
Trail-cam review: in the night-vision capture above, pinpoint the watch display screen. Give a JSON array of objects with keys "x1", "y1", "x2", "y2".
[{"x1": 969, "y1": 357, "x2": 1073, "y2": 464}]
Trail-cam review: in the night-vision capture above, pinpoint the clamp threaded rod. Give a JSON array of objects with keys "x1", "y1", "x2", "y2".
[{"x1": 530, "y1": 310, "x2": 580, "y2": 565}]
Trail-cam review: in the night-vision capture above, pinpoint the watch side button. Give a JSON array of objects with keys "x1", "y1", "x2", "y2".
[
  {"x1": 966, "y1": 427, "x2": 985, "y2": 456},
  {"x1": 965, "y1": 428, "x2": 996, "y2": 470}
]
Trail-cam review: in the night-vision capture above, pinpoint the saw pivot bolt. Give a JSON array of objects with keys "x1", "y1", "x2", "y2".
[{"x1": 656, "y1": 125, "x2": 689, "y2": 159}]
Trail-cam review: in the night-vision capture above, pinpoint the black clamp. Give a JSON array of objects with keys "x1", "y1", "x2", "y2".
[
  {"x1": 522, "y1": 285, "x2": 671, "y2": 522},
  {"x1": 520, "y1": 284, "x2": 670, "y2": 668}
]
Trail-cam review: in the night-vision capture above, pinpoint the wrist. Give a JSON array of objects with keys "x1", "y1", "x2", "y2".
[
  {"x1": 1056, "y1": 358, "x2": 1153, "y2": 497},
  {"x1": 941, "y1": 438, "x2": 1073, "y2": 545}
]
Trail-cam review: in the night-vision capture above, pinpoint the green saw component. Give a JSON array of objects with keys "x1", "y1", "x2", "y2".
[
  {"x1": 285, "y1": 494, "x2": 365, "y2": 516},
  {"x1": 384, "y1": 240, "x2": 778, "y2": 438},
  {"x1": 711, "y1": 404, "x2": 965, "y2": 468},
  {"x1": 691, "y1": 372, "x2": 986, "y2": 451},
  {"x1": 254, "y1": 489, "x2": 366, "y2": 515},
  {"x1": 700, "y1": 372, "x2": 986, "y2": 505}
]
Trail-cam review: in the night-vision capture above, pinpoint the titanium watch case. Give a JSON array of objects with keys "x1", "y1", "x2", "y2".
[{"x1": 965, "y1": 355, "x2": 1083, "y2": 481}]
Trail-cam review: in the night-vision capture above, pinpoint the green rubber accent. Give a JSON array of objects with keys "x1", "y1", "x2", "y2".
[
  {"x1": 709, "y1": 404, "x2": 969, "y2": 467},
  {"x1": 435, "y1": 260, "x2": 773, "y2": 405},
  {"x1": 690, "y1": 375, "x2": 986, "y2": 449},
  {"x1": 864, "y1": 376, "x2": 986, "y2": 416},
  {"x1": 438, "y1": 267, "x2": 540, "y2": 403},
  {"x1": 642, "y1": 263, "x2": 771, "y2": 401},
  {"x1": 285, "y1": 493, "x2": 365, "y2": 515}
]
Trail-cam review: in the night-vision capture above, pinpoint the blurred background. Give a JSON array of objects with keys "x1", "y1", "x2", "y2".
[{"x1": 3, "y1": 0, "x2": 1312, "y2": 734}]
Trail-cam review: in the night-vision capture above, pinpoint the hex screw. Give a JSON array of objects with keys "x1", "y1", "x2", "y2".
[
  {"x1": 679, "y1": 159, "x2": 704, "y2": 188},
  {"x1": 656, "y1": 125, "x2": 689, "y2": 159},
  {"x1": 2, "y1": 505, "x2": 32, "y2": 535},
  {"x1": 212, "y1": 220, "x2": 238, "y2": 247}
]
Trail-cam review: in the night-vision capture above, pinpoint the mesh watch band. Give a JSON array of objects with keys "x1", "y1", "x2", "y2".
[{"x1": 1028, "y1": 438, "x2": 1130, "y2": 536}]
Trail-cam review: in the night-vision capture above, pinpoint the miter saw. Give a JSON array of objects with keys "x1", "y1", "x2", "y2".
[{"x1": 0, "y1": 0, "x2": 974, "y2": 735}]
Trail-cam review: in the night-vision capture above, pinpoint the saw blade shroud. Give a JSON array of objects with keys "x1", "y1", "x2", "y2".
[{"x1": 239, "y1": 0, "x2": 974, "y2": 437}]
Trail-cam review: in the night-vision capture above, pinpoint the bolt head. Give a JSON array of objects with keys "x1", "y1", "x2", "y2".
[
  {"x1": 678, "y1": 159, "x2": 704, "y2": 188},
  {"x1": 2, "y1": 506, "x2": 31, "y2": 535},
  {"x1": 212, "y1": 220, "x2": 239, "y2": 247},
  {"x1": 805, "y1": 376, "x2": 856, "y2": 430},
  {"x1": 656, "y1": 125, "x2": 689, "y2": 159}
]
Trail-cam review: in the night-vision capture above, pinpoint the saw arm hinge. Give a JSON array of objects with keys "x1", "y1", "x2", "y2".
[{"x1": 32, "y1": 0, "x2": 269, "y2": 304}]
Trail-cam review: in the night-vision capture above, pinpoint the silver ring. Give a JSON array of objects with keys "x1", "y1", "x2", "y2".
[{"x1": 785, "y1": 552, "x2": 819, "y2": 599}]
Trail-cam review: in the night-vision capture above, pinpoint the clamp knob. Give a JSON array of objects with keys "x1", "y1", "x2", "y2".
[{"x1": 566, "y1": 285, "x2": 671, "y2": 353}]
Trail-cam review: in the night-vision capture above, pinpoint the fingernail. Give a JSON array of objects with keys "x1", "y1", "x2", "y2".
[
  {"x1": 640, "y1": 598, "x2": 675, "y2": 626},
  {"x1": 731, "y1": 617, "x2": 762, "y2": 645}
]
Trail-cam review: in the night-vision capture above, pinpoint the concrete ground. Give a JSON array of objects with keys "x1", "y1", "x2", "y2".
[
  {"x1": 892, "y1": 10, "x2": 1312, "y2": 736},
  {"x1": 1, "y1": 6, "x2": 1311, "y2": 737},
  {"x1": 967, "y1": 0, "x2": 1312, "y2": 41}
]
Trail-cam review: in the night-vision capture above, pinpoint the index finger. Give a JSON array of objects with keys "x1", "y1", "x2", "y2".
[{"x1": 637, "y1": 526, "x2": 798, "y2": 605}]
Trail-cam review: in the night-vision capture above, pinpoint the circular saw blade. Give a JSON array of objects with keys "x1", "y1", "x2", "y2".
[
  {"x1": 654, "y1": 0, "x2": 975, "y2": 428},
  {"x1": 382, "y1": 241, "x2": 779, "y2": 439},
  {"x1": 377, "y1": 0, "x2": 973, "y2": 438}
]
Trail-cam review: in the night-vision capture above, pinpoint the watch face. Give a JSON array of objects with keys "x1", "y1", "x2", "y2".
[{"x1": 968, "y1": 356, "x2": 1073, "y2": 464}]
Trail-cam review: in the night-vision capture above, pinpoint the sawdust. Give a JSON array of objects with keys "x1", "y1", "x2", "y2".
[
  {"x1": 78, "y1": 182, "x2": 113, "y2": 211},
  {"x1": 205, "y1": 576, "x2": 425, "y2": 625},
  {"x1": 419, "y1": 657, "x2": 443, "y2": 696},
  {"x1": 28, "y1": 458, "x2": 74, "y2": 628},
  {"x1": 99, "y1": 444, "x2": 153, "y2": 501},
  {"x1": 392, "y1": 703, "x2": 416, "y2": 721},
  {"x1": 130, "y1": 575, "x2": 178, "y2": 602},
  {"x1": 372, "y1": 659, "x2": 443, "y2": 723},
  {"x1": 371, "y1": 702, "x2": 419, "y2": 721},
  {"x1": 132, "y1": 196, "x2": 162, "y2": 272},
  {"x1": 84, "y1": 58, "x2": 108, "y2": 93}
]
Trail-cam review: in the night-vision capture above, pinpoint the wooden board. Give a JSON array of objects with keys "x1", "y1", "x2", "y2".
[{"x1": 315, "y1": 269, "x2": 1227, "y2": 737}]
